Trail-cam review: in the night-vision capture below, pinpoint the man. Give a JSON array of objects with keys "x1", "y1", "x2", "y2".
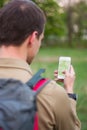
[{"x1": 0, "y1": 0, "x2": 81, "y2": 130}]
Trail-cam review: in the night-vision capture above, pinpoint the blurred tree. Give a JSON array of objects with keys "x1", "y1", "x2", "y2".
[
  {"x1": 73, "y1": 0, "x2": 87, "y2": 40},
  {"x1": 60, "y1": 0, "x2": 87, "y2": 47},
  {"x1": 33, "y1": 0, "x2": 66, "y2": 42},
  {"x1": 66, "y1": 0, "x2": 74, "y2": 47},
  {"x1": 0, "y1": 0, "x2": 10, "y2": 8},
  {"x1": 0, "y1": 0, "x2": 4, "y2": 7}
]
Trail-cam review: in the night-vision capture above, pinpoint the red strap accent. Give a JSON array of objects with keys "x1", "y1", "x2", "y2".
[
  {"x1": 33, "y1": 79, "x2": 48, "y2": 130},
  {"x1": 0, "y1": 128, "x2": 3, "y2": 130},
  {"x1": 33, "y1": 79, "x2": 48, "y2": 91},
  {"x1": 33, "y1": 113, "x2": 38, "y2": 130}
]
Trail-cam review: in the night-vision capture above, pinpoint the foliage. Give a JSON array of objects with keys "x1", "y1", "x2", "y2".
[
  {"x1": 33, "y1": 0, "x2": 87, "y2": 47},
  {"x1": 73, "y1": 1, "x2": 87, "y2": 39},
  {"x1": 0, "y1": 0, "x2": 11, "y2": 7},
  {"x1": 32, "y1": 0, "x2": 66, "y2": 39},
  {"x1": 64, "y1": 0, "x2": 87, "y2": 46},
  {"x1": 0, "y1": 0, "x2": 4, "y2": 7}
]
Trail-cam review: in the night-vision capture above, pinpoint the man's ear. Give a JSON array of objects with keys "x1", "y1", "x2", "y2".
[{"x1": 28, "y1": 31, "x2": 38, "y2": 45}]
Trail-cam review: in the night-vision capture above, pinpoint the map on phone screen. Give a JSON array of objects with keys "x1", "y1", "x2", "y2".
[{"x1": 58, "y1": 57, "x2": 71, "y2": 79}]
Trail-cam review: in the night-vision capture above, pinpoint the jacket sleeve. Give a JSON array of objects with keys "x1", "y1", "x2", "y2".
[
  {"x1": 37, "y1": 80, "x2": 81, "y2": 130},
  {"x1": 68, "y1": 98, "x2": 81, "y2": 130},
  {"x1": 53, "y1": 81, "x2": 81, "y2": 130}
]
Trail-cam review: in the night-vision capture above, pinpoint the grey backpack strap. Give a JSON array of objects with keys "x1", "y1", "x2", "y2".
[{"x1": 26, "y1": 68, "x2": 46, "y2": 89}]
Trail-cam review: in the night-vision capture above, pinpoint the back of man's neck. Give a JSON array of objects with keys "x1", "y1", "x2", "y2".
[{"x1": 0, "y1": 45, "x2": 26, "y2": 60}]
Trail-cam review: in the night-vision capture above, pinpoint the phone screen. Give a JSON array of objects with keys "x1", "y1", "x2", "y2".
[{"x1": 58, "y1": 57, "x2": 71, "y2": 79}]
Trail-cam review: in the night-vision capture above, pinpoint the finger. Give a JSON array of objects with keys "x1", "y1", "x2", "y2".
[
  {"x1": 58, "y1": 79, "x2": 64, "y2": 82},
  {"x1": 54, "y1": 70, "x2": 58, "y2": 74},
  {"x1": 70, "y1": 65, "x2": 75, "y2": 75},
  {"x1": 54, "y1": 73, "x2": 58, "y2": 78},
  {"x1": 62, "y1": 70, "x2": 66, "y2": 74},
  {"x1": 54, "y1": 78, "x2": 64, "y2": 82}
]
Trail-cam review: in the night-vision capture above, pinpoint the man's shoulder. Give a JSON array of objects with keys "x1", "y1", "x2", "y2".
[
  {"x1": 38, "y1": 79, "x2": 67, "y2": 97},
  {"x1": 37, "y1": 79, "x2": 69, "y2": 110}
]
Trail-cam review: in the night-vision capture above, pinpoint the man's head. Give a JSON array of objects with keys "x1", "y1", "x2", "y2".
[
  {"x1": 0, "y1": 0, "x2": 46, "y2": 64},
  {"x1": 0, "y1": 0, "x2": 46, "y2": 46}
]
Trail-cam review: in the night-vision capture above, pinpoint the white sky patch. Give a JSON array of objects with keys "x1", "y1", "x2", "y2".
[{"x1": 57, "y1": 0, "x2": 80, "y2": 7}]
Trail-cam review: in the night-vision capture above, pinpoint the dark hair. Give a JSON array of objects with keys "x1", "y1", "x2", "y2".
[{"x1": 0, "y1": 0, "x2": 46, "y2": 46}]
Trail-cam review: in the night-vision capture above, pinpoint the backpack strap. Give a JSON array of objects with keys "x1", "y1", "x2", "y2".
[
  {"x1": 26, "y1": 68, "x2": 51, "y2": 130},
  {"x1": 26, "y1": 68, "x2": 46, "y2": 89},
  {"x1": 33, "y1": 78, "x2": 50, "y2": 95},
  {"x1": 33, "y1": 78, "x2": 50, "y2": 130}
]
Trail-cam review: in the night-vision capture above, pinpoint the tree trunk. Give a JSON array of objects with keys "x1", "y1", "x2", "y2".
[{"x1": 66, "y1": 6, "x2": 73, "y2": 47}]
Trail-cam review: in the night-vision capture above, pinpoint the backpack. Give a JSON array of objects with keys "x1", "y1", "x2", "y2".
[{"x1": 0, "y1": 68, "x2": 50, "y2": 130}]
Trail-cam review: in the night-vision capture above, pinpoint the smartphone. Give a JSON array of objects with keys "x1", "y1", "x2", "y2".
[{"x1": 58, "y1": 56, "x2": 71, "y2": 79}]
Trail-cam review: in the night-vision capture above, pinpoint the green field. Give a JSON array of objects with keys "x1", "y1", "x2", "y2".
[{"x1": 31, "y1": 47, "x2": 87, "y2": 130}]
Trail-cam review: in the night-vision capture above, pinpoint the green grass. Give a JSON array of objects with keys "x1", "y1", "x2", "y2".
[{"x1": 31, "y1": 47, "x2": 87, "y2": 130}]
